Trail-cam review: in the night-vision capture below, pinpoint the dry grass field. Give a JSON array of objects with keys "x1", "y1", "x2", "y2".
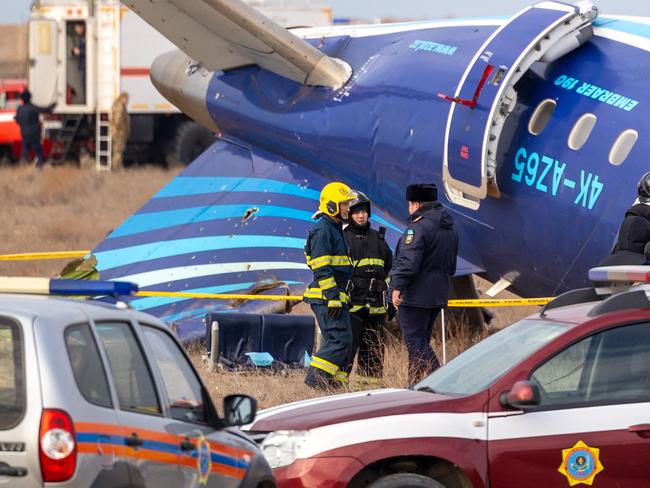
[
  {"x1": 0, "y1": 164, "x2": 182, "y2": 277},
  {"x1": 0, "y1": 164, "x2": 536, "y2": 409}
]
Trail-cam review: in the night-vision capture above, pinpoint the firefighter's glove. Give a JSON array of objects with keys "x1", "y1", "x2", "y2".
[{"x1": 327, "y1": 301, "x2": 343, "y2": 319}]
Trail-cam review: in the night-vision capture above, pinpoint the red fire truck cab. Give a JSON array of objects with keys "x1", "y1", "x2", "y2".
[{"x1": 0, "y1": 79, "x2": 26, "y2": 161}]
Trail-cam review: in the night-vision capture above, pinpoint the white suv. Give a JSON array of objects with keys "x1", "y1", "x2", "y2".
[{"x1": 0, "y1": 283, "x2": 275, "y2": 487}]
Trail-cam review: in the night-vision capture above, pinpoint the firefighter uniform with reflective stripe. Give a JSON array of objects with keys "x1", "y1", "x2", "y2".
[
  {"x1": 304, "y1": 213, "x2": 354, "y2": 388},
  {"x1": 344, "y1": 219, "x2": 393, "y2": 384}
]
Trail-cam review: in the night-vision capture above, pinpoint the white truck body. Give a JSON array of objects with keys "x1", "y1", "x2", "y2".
[{"x1": 27, "y1": 0, "x2": 332, "y2": 168}]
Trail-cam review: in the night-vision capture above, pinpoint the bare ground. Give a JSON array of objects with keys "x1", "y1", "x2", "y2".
[{"x1": 0, "y1": 164, "x2": 536, "y2": 409}]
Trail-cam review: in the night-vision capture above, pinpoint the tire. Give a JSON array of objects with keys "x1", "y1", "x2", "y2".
[
  {"x1": 165, "y1": 120, "x2": 215, "y2": 166},
  {"x1": 369, "y1": 473, "x2": 446, "y2": 488}
]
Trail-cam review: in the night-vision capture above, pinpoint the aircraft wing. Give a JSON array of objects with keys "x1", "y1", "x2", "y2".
[
  {"x1": 92, "y1": 138, "x2": 480, "y2": 341},
  {"x1": 121, "y1": 0, "x2": 351, "y2": 88}
]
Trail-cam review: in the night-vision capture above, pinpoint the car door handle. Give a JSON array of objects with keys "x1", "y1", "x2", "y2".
[
  {"x1": 124, "y1": 433, "x2": 144, "y2": 449},
  {"x1": 0, "y1": 462, "x2": 27, "y2": 477},
  {"x1": 179, "y1": 438, "x2": 196, "y2": 452},
  {"x1": 628, "y1": 424, "x2": 650, "y2": 438}
]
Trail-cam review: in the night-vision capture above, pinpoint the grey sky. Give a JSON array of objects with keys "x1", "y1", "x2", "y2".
[{"x1": 3, "y1": 0, "x2": 648, "y2": 24}]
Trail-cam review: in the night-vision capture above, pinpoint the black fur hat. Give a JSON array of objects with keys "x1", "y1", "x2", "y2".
[{"x1": 406, "y1": 183, "x2": 437, "y2": 202}]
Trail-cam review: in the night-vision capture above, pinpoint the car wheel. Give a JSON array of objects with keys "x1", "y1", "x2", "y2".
[{"x1": 369, "y1": 473, "x2": 446, "y2": 488}]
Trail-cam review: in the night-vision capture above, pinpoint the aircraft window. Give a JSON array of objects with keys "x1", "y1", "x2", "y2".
[
  {"x1": 567, "y1": 113, "x2": 596, "y2": 150},
  {"x1": 528, "y1": 99, "x2": 556, "y2": 136},
  {"x1": 609, "y1": 129, "x2": 638, "y2": 166}
]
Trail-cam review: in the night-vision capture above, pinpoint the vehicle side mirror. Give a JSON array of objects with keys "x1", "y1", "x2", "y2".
[
  {"x1": 223, "y1": 394, "x2": 257, "y2": 427},
  {"x1": 500, "y1": 380, "x2": 540, "y2": 409}
]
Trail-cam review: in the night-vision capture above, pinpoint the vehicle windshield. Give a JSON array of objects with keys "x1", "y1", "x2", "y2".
[{"x1": 415, "y1": 319, "x2": 572, "y2": 396}]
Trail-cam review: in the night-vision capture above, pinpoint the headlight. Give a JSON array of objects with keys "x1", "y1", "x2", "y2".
[{"x1": 260, "y1": 430, "x2": 310, "y2": 468}]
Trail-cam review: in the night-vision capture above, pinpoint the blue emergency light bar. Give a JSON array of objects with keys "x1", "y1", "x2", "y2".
[
  {"x1": 0, "y1": 277, "x2": 138, "y2": 296},
  {"x1": 588, "y1": 266, "x2": 650, "y2": 283}
]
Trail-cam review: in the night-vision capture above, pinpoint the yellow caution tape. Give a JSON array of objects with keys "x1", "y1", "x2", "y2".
[
  {"x1": 447, "y1": 298, "x2": 553, "y2": 307},
  {"x1": 0, "y1": 251, "x2": 90, "y2": 261},
  {"x1": 136, "y1": 290, "x2": 553, "y2": 306},
  {"x1": 136, "y1": 291, "x2": 304, "y2": 301},
  {"x1": 0, "y1": 248, "x2": 554, "y2": 308}
]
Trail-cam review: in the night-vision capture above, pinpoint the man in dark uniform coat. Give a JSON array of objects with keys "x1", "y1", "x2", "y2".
[
  {"x1": 343, "y1": 192, "x2": 393, "y2": 386},
  {"x1": 598, "y1": 172, "x2": 650, "y2": 266},
  {"x1": 303, "y1": 182, "x2": 356, "y2": 389},
  {"x1": 390, "y1": 183, "x2": 458, "y2": 385},
  {"x1": 14, "y1": 90, "x2": 55, "y2": 168}
]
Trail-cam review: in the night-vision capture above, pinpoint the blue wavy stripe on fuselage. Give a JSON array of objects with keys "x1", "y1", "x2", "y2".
[
  {"x1": 99, "y1": 207, "x2": 401, "y2": 252},
  {"x1": 595, "y1": 17, "x2": 650, "y2": 40},
  {"x1": 97, "y1": 217, "x2": 313, "y2": 252},
  {"x1": 155, "y1": 176, "x2": 321, "y2": 200},
  {"x1": 98, "y1": 247, "x2": 308, "y2": 280},
  {"x1": 95, "y1": 235, "x2": 307, "y2": 272},
  {"x1": 131, "y1": 268, "x2": 311, "y2": 294},
  {"x1": 109, "y1": 205, "x2": 316, "y2": 238},
  {"x1": 137, "y1": 190, "x2": 320, "y2": 214}
]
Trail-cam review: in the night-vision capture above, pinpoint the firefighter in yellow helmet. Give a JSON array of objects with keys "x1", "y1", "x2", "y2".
[{"x1": 303, "y1": 182, "x2": 356, "y2": 389}]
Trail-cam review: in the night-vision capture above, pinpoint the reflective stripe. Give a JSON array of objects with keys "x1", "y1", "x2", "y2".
[
  {"x1": 303, "y1": 287, "x2": 324, "y2": 299},
  {"x1": 334, "y1": 371, "x2": 349, "y2": 384},
  {"x1": 311, "y1": 356, "x2": 339, "y2": 375},
  {"x1": 307, "y1": 255, "x2": 331, "y2": 268},
  {"x1": 353, "y1": 258, "x2": 385, "y2": 267},
  {"x1": 349, "y1": 303, "x2": 387, "y2": 314},
  {"x1": 318, "y1": 277, "x2": 337, "y2": 290},
  {"x1": 303, "y1": 288, "x2": 349, "y2": 303},
  {"x1": 307, "y1": 255, "x2": 351, "y2": 269},
  {"x1": 369, "y1": 306, "x2": 387, "y2": 315},
  {"x1": 328, "y1": 300, "x2": 342, "y2": 308}
]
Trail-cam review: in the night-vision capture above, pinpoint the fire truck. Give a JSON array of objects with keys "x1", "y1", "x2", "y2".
[
  {"x1": 0, "y1": 79, "x2": 27, "y2": 162},
  {"x1": 28, "y1": 0, "x2": 332, "y2": 170}
]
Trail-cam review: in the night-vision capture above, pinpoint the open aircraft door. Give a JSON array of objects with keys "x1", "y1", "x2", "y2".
[
  {"x1": 28, "y1": 19, "x2": 58, "y2": 107},
  {"x1": 441, "y1": 1, "x2": 598, "y2": 210}
]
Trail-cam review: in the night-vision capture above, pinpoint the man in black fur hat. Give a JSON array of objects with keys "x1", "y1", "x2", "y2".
[{"x1": 390, "y1": 183, "x2": 458, "y2": 385}]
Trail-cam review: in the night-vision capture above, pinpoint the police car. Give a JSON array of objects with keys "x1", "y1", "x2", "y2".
[
  {"x1": 0, "y1": 278, "x2": 275, "y2": 487},
  {"x1": 248, "y1": 266, "x2": 650, "y2": 487}
]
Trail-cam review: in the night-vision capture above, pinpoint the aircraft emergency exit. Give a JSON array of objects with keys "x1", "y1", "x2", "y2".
[{"x1": 93, "y1": 0, "x2": 649, "y2": 340}]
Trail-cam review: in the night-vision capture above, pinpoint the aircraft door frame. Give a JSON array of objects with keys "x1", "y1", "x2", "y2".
[{"x1": 441, "y1": 1, "x2": 598, "y2": 210}]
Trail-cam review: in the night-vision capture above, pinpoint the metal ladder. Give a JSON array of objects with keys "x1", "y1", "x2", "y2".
[
  {"x1": 94, "y1": 1, "x2": 121, "y2": 171},
  {"x1": 95, "y1": 111, "x2": 111, "y2": 171},
  {"x1": 50, "y1": 114, "x2": 83, "y2": 165}
]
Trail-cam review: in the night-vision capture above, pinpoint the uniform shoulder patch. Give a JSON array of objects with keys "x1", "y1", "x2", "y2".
[{"x1": 405, "y1": 228, "x2": 415, "y2": 245}]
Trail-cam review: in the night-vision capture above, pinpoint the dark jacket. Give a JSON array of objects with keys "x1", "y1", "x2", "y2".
[
  {"x1": 344, "y1": 221, "x2": 393, "y2": 313},
  {"x1": 597, "y1": 203, "x2": 650, "y2": 266},
  {"x1": 303, "y1": 214, "x2": 353, "y2": 306},
  {"x1": 390, "y1": 202, "x2": 458, "y2": 308},
  {"x1": 14, "y1": 102, "x2": 53, "y2": 142},
  {"x1": 612, "y1": 203, "x2": 650, "y2": 255}
]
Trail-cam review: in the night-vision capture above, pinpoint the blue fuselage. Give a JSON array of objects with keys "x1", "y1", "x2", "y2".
[{"x1": 205, "y1": 19, "x2": 649, "y2": 297}]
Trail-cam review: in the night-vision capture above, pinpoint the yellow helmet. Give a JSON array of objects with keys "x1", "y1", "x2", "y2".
[{"x1": 319, "y1": 182, "x2": 356, "y2": 217}]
